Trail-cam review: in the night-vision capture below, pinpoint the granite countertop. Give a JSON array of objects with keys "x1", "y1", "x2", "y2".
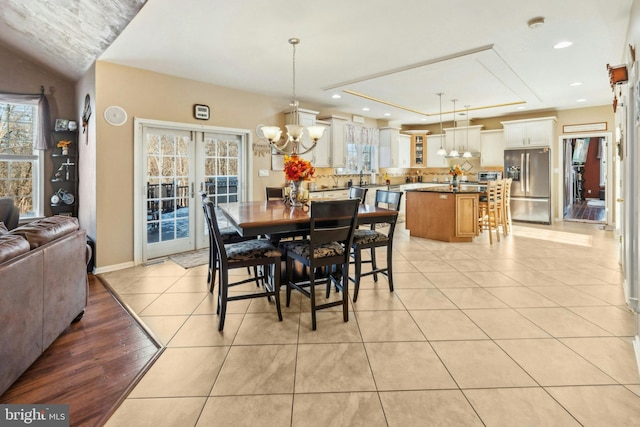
[
  {"x1": 310, "y1": 184, "x2": 390, "y2": 193},
  {"x1": 406, "y1": 185, "x2": 485, "y2": 194}
]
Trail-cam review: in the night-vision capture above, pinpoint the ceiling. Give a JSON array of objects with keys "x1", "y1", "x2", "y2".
[{"x1": 1, "y1": 0, "x2": 633, "y2": 126}]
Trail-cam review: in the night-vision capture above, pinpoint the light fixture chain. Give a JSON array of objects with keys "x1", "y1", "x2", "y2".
[{"x1": 292, "y1": 40, "x2": 297, "y2": 107}]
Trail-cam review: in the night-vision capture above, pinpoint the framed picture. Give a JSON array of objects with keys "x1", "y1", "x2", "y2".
[
  {"x1": 55, "y1": 119, "x2": 69, "y2": 131},
  {"x1": 194, "y1": 104, "x2": 210, "y2": 120}
]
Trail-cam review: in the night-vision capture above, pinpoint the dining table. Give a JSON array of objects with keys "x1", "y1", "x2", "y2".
[{"x1": 217, "y1": 199, "x2": 398, "y2": 237}]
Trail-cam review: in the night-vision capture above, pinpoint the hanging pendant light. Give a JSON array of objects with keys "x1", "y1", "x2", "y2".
[
  {"x1": 462, "y1": 104, "x2": 472, "y2": 158},
  {"x1": 436, "y1": 92, "x2": 447, "y2": 156},
  {"x1": 261, "y1": 38, "x2": 325, "y2": 156},
  {"x1": 448, "y1": 99, "x2": 459, "y2": 157}
]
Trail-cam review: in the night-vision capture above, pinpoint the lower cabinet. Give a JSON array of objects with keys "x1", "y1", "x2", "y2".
[{"x1": 455, "y1": 194, "x2": 478, "y2": 237}]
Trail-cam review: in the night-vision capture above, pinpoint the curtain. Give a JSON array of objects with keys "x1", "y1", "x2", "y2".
[
  {"x1": 0, "y1": 91, "x2": 52, "y2": 150},
  {"x1": 345, "y1": 124, "x2": 379, "y2": 146},
  {"x1": 564, "y1": 139, "x2": 573, "y2": 215}
]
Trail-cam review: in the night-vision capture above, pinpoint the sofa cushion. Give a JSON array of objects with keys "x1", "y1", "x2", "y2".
[
  {"x1": 11, "y1": 216, "x2": 79, "y2": 249},
  {"x1": 0, "y1": 234, "x2": 30, "y2": 264},
  {"x1": 0, "y1": 222, "x2": 8, "y2": 234}
]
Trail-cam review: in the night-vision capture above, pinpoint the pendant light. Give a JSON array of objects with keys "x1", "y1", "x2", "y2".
[
  {"x1": 462, "y1": 104, "x2": 472, "y2": 158},
  {"x1": 436, "y1": 93, "x2": 447, "y2": 156},
  {"x1": 448, "y1": 99, "x2": 459, "y2": 157}
]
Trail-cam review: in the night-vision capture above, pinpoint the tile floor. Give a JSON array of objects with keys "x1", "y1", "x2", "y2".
[{"x1": 103, "y1": 221, "x2": 640, "y2": 426}]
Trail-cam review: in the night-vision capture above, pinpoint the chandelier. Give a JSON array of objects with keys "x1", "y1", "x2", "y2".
[
  {"x1": 436, "y1": 92, "x2": 447, "y2": 156},
  {"x1": 261, "y1": 38, "x2": 325, "y2": 156},
  {"x1": 448, "y1": 99, "x2": 459, "y2": 157},
  {"x1": 462, "y1": 104, "x2": 472, "y2": 158}
]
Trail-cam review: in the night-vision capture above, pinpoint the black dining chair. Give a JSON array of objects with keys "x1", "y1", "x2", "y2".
[
  {"x1": 281, "y1": 199, "x2": 360, "y2": 330},
  {"x1": 265, "y1": 186, "x2": 285, "y2": 201},
  {"x1": 349, "y1": 186, "x2": 368, "y2": 204},
  {"x1": 202, "y1": 198, "x2": 283, "y2": 331},
  {"x1": 349, "y1": 189, "x2": 403, "y2": 302},
  {"x1": 200, "y1": 192, "x2": 256, "y2": 292}
]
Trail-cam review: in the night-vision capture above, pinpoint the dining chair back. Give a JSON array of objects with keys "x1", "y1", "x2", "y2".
[
  {"x1": 349, "y1": 186, "x2": 368, "y2": 204},
  {"x1": 265, "y1": 186, "x2": 284, "y2": 201},
  {"x1": 478, "y1": 180, "x2": 501, "y2": 244},
  {"x1": 0, "y1": 198, "x2": 19, "y2": 230},
  {"x1": 202, "y1": 197, "x2": 283, "y2": 331},
  {"x1": 282, "y1": 198, "x2": 360, "y2": 330},
  {"x1": 502, "y1": 178, "x2": 513, "y2": 235},
  {"x1": 349, "y1": 189, "x2": 403, "y2": 301}
]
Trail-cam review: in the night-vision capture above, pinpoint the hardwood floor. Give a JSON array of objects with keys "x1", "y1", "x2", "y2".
[
  {"x1": 564, "y1": 200, "x2": 606, "y2": 222},
  {"x1": 0, "y1": 275, "x2": 163, "y2": 427}
]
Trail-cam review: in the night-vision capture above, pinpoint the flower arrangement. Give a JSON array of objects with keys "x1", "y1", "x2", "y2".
[
  {"x1": 283, "y1": 155, "x2": 315, "y2": 181},
  {"x1": 449, "y1": 165, "x2": 463, "y2": 177},
  {"x1": 56, "y1": 140, "x2": 72, "y2": 149}
]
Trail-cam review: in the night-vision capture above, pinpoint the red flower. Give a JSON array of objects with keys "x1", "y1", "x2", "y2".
[{"x1": 284, "y1": 155, "x2": 314, "y2": 181}]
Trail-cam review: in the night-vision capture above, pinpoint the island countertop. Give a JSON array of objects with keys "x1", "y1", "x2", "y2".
[{"x1": 406, "y1": 185, "x2": 485, "y2": 194}]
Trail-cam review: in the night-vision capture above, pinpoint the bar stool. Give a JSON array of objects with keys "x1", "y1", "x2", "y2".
[
  {"x1": 502, "y1": 178, "x2": 513, "y2": 235},
  {"x1": 478, "y1": 180, "x2": 502, "y2": 244}
]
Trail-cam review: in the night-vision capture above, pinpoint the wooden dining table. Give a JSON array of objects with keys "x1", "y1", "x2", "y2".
[{"x1": 218, "y1": 200, "x2": 398, "y2": 237}]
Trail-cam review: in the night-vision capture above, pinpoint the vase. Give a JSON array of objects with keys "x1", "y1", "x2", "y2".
[
  {"x1": 289, "y1": 180, "x2": 304, "y2": 207},
  {"x1": 451, "y1": 175, "x2": 458, "y2": 190},
  {"x1": 62, "y1": 147, "x2": 69, "y2": 156}
]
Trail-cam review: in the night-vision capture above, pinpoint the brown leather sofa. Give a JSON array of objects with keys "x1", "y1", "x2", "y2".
[{"x1": 0, "y1": 216, "x2": 90, "y2": 395}]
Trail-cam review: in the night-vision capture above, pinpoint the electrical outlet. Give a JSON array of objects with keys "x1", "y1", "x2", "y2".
[
  {"x1": 588, "y1": 190, "x2": 591, "y2": 194},
  {"x1": 259, "y1": 169, "x2": 269, "y2": 177}
]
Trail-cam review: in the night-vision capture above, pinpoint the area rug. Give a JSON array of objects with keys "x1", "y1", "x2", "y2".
[
  {"x1": 169, "y1": 248, "x2": 209, "y2": 268},
  {"x1": 587, "y1": 199, "x2": 605, "y2": 207}
]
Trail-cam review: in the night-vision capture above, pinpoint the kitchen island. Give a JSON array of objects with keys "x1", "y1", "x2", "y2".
[{"x1": 405, "y1": 186, "x2": 483, "y2": 242}]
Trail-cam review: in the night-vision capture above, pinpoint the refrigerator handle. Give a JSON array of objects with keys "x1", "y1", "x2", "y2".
[
  {"x1": 520, "y1": 153, "x2": 525, "y2": 192},
  {"x1": 526, "y1": 152, "x2": 530, "y2": 193}
]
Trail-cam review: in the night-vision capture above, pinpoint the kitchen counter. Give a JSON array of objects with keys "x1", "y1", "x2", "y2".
[
  {"x1": 405, "y1": 188, "x2": 479, "y2": 242},
  {"x1": 406, "y1": 185, "x2": 485, "y2": 194}
]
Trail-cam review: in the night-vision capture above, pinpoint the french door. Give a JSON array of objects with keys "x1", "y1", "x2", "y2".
[{"x1": 135, "y1": 120, "x2": 249, "y2": 263}]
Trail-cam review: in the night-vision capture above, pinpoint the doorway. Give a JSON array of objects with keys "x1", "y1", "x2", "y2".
[
  {"x1": 134, "y1": 119, "x2": 250, "y2": 264},
  {"x1": 561, "y1": 134, "x2": 610, "y2": 224}
]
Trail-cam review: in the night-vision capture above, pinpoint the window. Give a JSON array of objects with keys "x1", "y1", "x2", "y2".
[{"x1": 0, "y1": 101, "x2": 43, "y2": 218}]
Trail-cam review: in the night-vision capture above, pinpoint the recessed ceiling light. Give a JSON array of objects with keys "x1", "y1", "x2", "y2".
[
  {"x1": 421, "y1": 118, "x2": 428, "y2": 121},
  {"x1": 527, "y1": 16, "x2": 545, "y2": 29},
  {"x1": 569, "y1": 82, "x2": 583, "y2": 86},
  {"x1": 517, "y1": 106, "x2": 527, "y2": 110},
  {"x1": 362, "y1": 107, "x2": 370, "y2": 111},
  {"x1": 576, "y1": 98, "x2": 587, "y2": 103},
  {"x1": 383, "y1": 113, "x2": 391, "y2": 116},
  {"x1": 331, "y1": 94, "x2": 341, "y2": 99},
  {"x1": 554, "y1": 41, "x2": 573, "y2": 49}
]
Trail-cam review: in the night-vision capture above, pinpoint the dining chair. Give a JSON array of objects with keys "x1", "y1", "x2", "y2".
[
  {"x1": 202, "y1": 198, "x2": 283, "y2": 331},
  {"x1": 200, "y1": 192, "x2": 256, "y2": 292},
  {"x1": 265, "y1": 186, "x2": 284, "y2": 201},
  {"x1": 502, "y1": 177, "x2": 513, "y2": 235},
  {"x1": 349, "y1": 189, "x2": 402, "y2": 302},
  {"x1": 348, "y1": 186, "x2": 368, "y2": 204},
  {"x1": 478, "y1": 180, "x2": 502, "y2": 244},
  {"x1": 0, "y1": 197, "x2": 20, "y2": 230},
  {"x1": 282, "y1": 199, "x2": 360, "y2": 330}
]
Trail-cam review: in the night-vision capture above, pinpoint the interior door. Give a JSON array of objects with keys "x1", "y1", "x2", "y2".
[{"x1": 143, "y1": 127, "x2": 195, "y2": 259}]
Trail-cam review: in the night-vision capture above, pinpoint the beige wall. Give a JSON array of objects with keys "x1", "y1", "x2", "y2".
[{"x1": 0, "y1": 43, "x2": 77, "y2": 217}]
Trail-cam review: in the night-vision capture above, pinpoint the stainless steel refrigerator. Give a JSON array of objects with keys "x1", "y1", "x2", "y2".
[{"x1": 504, "y1": 148, "x2": 551, "y2": 224}]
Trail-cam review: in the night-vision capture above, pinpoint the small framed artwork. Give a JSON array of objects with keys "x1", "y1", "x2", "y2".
[
  {"x1": 194, "y1": 104, "x2": 210, "y2": 120},
  {"x1": 55, "y1": 119, "x2": 69, "y2": 131}
]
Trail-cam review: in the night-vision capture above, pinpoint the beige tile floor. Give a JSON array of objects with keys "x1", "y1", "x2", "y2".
[{"x1": 103, "y1": 222, "x2": 640, "y2": 426}]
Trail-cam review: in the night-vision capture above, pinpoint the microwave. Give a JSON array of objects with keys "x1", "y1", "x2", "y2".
[{"x1": 477, "y1": 171, "x2": 502, "y2": 182}]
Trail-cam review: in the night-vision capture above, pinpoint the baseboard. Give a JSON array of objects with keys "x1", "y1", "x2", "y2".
[{"x1": 95, "y1": 261, "x2": 135, "y2": 274}]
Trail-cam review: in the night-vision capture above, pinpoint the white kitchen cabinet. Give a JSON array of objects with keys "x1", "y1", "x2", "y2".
[
  {"x1": 426, "y1": 134, "x2": 447, "y2": 167},
  {"x1": 285, "y1": 108, "x2": 318, "y2": 163},
  {"x1": 310, "y1": 121, "x2": 331, "y2": 167},
  {"x1": 501, "y1": 117, "x2": 556, "y2": 148},
  {"x1": 444, "y1": 125, "x2": 482, "y2": 155},
  {"x1": 397, "y1": 134, "x2": 411, "y2": 168},
  {"x1": 318, "y1": 115, "x2": 348, "y2": 168},
  {"x1": 480, "y1": 129, "x2": 505, "y2": 167}
]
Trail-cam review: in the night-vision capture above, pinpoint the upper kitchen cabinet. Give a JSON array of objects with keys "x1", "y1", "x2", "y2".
[
  {"x1": 404, "y1": 131, "x2": 428, "y2": 167},
  {"x1": 426, "y1": 134, "x2": 447, "y2": 167},
  {"x1": 501, "y1": 117, "x2": 557, "y2": 148},
  {"x1": 310, "y1": 120, "x2": 331, "y2": 167},
  {"x1": 379, "y1": 127, "x2": 411, "y2": 168},
  {"x1": 444, "y1": 125, "x2": 482, "y2": 155},
  {"x1": 285, "y1": 108, "x2": 319, "y2": 162},
  {"x1": 479, "y1": 129, "x2": 505, "y2": 167},
  {"x1": 318, "y1": 115, "x2": 348, "y2": 168}
]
